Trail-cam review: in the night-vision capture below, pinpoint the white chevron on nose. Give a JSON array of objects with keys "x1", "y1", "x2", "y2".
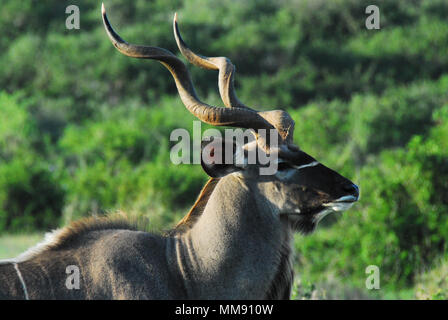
[{"x1": 292, "y1": 161, "x2": 319, "y2": 170}]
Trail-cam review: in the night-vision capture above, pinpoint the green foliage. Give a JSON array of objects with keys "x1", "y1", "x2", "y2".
[
  {"x1": 57, "y1": 97, "x2": 208, "y2": 222},
  {"x1": 0, "y1": 0, "x2": 447, "y2": 297},
  {"x1": 415, "y1": 254, "x2": 448, "y2": 300},
  {"x1": 0, "y1": 233, "x2": 44, "y2": 260},
  {"x1": 295, "y1": 105, "x2": 448, "y2": 290},
  {"x1": 0, "y1": 92, "x2": 64, "y2": 232},
  {"x1": 291, "y1": 76, "x2": 448, "y2": 176}
]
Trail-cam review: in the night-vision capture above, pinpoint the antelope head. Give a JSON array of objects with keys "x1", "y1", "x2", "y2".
[{"x1": 102, "y1": 5, "x2": 359, "y2": 234}]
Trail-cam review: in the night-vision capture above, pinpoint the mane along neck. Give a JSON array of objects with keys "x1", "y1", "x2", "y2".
[
  {"x1": 173, "y1": 178, "x2": 220, "y2": 234},
  {"x1": 1, "y1": 214, "x2": 140, "y2": 264}
]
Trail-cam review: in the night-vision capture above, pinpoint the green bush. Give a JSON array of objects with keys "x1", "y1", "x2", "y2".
[
  {"x1": 0, "y1": 92, "x2": 64, "y2": 232},
  {"x1": 1, "y1": 0, "x2": 448, "y2": 297},
  {"x1": 295, "y1": 105, "x2": 448, "y2": 289},
  {"x1": 57, "y1": 97, "x2": 208, "y2": 222},
  {"x1": 0, "y1": 158, "x2": 64, "y2": 232},
  {"x1": 415, "y1": 254, "x2": 448, "y2": 300},
  {"x1": 290, "y1": 76, "x2": 448, "y2": 180}
]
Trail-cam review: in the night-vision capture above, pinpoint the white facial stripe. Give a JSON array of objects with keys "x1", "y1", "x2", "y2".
[{"x1": 292, "y1": 161, "x2": 320, "y2": 170}]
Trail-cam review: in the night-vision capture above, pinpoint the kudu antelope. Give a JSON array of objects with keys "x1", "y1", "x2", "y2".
[{"x1": 0, "y1": 4, "x2": 359, "y2": 300}]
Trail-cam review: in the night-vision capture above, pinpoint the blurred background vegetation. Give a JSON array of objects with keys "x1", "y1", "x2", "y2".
[{"x1": 0, "y1": 0, "x2": 447, "y2": 299}]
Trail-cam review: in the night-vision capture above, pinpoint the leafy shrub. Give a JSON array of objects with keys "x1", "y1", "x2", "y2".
[
  {"x1": 0, "y1": 158, "x2": 64, "y2": 232},
  {"x1": 291, "y1": 76, "x2": 448, "y2": 178},
  {"x1": 0, "y1": 92, "x2": 64, "y2": 232},
  {"x1": 1, "y1": 0, "x2": 448, "y2": 297},
  {"x1": 295, "y1": 105, "x2": 448, "y2": 289},
  {"x1": 415, "y1": 255, "x2": 448, "y2": 300},
  {"x1": 58, "y1": 97, "x2": 208, "y2": 222}
]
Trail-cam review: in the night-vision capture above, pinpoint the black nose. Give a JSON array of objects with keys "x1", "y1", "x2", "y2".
[{"x1": 343, "y1": 183, "x2": 360, "y2": 199}]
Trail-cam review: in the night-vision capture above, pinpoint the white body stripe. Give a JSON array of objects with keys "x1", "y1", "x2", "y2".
[{"x1": 13, "y1": 263, "x2": 29, "y2": 300}]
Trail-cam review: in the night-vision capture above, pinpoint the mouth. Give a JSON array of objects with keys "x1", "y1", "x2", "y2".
[
  {"x1": 286, "y1": 194, "x2": 359, "y2": 234},
  {"x1": 330, "y1": 195, "x2": 359, "y2": 203},
  {"x1": 322, "y1": 195, "x2": 358, "y2": 211},
  {"x1": 282, "y1": 194, "x2": 359, "y2": 217}
]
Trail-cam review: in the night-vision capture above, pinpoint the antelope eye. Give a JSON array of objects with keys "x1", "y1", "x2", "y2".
[{"x1": 278, "y1": 162, "x2": 291, "y2": 171}]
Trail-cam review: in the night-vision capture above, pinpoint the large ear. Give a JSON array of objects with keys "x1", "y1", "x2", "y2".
[{"x1": 201, "y1": 137, "x2": 244, "y2": 178}]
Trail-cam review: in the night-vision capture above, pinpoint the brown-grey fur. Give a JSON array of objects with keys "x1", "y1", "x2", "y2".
[{"x1": 0, "y1": 162, "x2": 358, "y2": 299}]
